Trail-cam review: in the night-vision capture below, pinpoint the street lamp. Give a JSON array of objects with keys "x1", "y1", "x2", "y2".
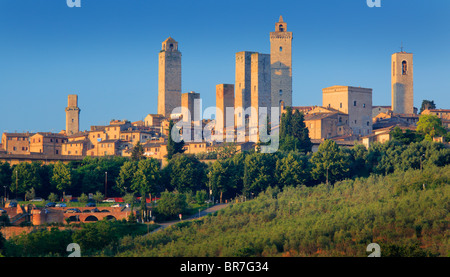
[{"x1": 105, "y1": 171, "x2": 108, "y2": 198}]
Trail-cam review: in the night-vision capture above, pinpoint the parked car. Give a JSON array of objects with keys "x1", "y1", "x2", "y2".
[
  {"x1": 6, "y1": 202, "x2": 17, "y2": 208},
  {"x1": 45, "y1": 202, "x2": 56, "y2": 207},
  {"x1": 102, "y1": 198, "x2": 116, "y2": 203},
  {"x1": 56, "y1": 203, "x2": 67, "y2": 207},
  {"x1": 65, "y1": 208, "x2": 81, "y2": 213},
  {"x1": 30, "y1": 198, "x2": 44, "y2": 202},
  {"x1": 85, "y1": 202, "x2": 96, "y2": 207}
]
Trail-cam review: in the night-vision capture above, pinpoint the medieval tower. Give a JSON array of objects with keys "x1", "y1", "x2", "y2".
[
  {"x1": 65, "y1": 94, "x2": 80, "y2": 136},
  {"x1": 270, "y1": 15, "x2": 293, "y2": 109},
  {"x1": 391, "y1": 50, "x2": 414, "y2": 114},
  {"x1": 158, "y1": 37, "x2": 182, "y2": 118}
]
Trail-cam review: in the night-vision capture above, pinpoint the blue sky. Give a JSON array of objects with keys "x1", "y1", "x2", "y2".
[{"x1": 0, "y1": 0, "x2": 449, "y2": 133}]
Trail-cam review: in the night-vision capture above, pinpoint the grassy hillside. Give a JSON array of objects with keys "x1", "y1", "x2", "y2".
[{"x1": 112, "y1": 164, "x2": 449, "y2": 257}]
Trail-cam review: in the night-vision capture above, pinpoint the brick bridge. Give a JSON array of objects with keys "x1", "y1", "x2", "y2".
[{"x1": 31, "y1": 206, "x2": 135, "y2": 224}]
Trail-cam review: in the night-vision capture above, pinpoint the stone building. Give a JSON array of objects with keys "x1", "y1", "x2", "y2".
[
  {"x1": 392, "y1": 51, "x2": 414, "y2": 114},
  {"x1": 250, "y1": 52, "x2": 272, "y2": 138},
  {"x1": 1, "y1": 133, "x2": 33, "y2": 155},
  {"x1": 322, "y1": 85, "x2": 373, "y2": 136},
  {"x1": 235, "y1": 51, "x2": 255, "y2": 131},
  {"x1": 65, "y1": 94, "x2": 80, "y2": 136},
  {"x1": 270, "y1": 15, "x2": 293, "y2": 109},
  {"x1": 29, "y1": 132, "x2": 67, "y2": 155},
  {"x1": 181, "y1": 91, "x2": 201, "y2": 122},
  {"x1": 304, "y1": 107, "x2": 351, "y2": 140},
  {"x1": 215, "y1": 84, "x2": 235, "y2": 140},
  {"x1": 158, "y1": 37, "x2": 182, "y2": 118}
]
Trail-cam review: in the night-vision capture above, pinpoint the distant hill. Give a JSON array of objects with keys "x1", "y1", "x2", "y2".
[{"x1": 113, "y1": 164, "x2": 449, "y2": 257}]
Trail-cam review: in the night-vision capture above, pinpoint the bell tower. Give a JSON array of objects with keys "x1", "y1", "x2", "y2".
[
  {"x1": 65, "y1": 94, "x2": 80, "y2": 136},
  {"x1": 391, "y1": 49, "x2": 414, "y2": 114},
  {"x1": 270, "y1": 15, "x2": 293, "y2": 109}
]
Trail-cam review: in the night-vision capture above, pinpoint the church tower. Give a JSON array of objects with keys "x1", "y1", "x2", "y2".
[
  {"x1": 65, "y1": 94, "x2": 80, "y2": 136},
  {"x1": 158, "y1": 37, "x2": 182, "y2": 118},
  {"x1": 270, "y1": 15, "x2": 293, "y2": 109},
  {"x1": 391, "y1": 50, "x2": 414, "y2": 114}
]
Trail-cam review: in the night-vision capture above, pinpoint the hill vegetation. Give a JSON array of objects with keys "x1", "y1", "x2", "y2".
[{"x1": 112, "y1": 164, "x2": 449, "y2": 257}]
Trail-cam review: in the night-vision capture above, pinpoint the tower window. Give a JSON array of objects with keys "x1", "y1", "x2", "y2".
[
  {"x1": 279, "y1": 89, "x2": 283, "y2": 96},
  {"x1": 402, "y1": 61, "x2": 407, "y2": 75},
  {"x1": 279, "y1": 46, "x2": 283, "y2": 52},
  {"x1": 279, "y1": 25, "x2": 284, "y2": 32},
  {"x1": 353, "y1": 101, "x2": 357, "y2": 106}
]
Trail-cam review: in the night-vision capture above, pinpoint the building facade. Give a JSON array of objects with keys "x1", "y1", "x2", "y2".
[{"x1": 322, "y1": 86, "x2": 373, "y2": 136}]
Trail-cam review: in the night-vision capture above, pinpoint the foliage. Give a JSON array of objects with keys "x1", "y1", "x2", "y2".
[
  {"x1": 166, "y1": 119, "x2": 185, "y2": 160},
  {"x1": 416, "y1": 114, "x2": 447, "y2": 141},
  {"x1": 279, "y1": 107, "x2": 312, "y2": 153},
  {"x1": 311, "y1": 140, "x2": 351, "y2": 184},
  {"x1": 419, "y1": 99, "x2": 436, "y2": 114},
  {"x1": 166, "y1": 154, "x2": 207, "y2": 193},
  {"x1": 112, "y1": 164, "x2": 450, "y2": 257},
  {"x1": 155, "y1": 191, "x2": 188, "y2": 220},
  {"x1": 131, "y1": 141, "x2": 145, "y2": 161},
  {"x1": 51, "y1": 162, "x2": 72, "y2": 193}
]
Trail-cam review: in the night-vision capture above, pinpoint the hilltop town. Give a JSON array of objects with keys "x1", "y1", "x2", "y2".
[{"x1": 1, "y1": 16, "x2": 448, "y2": 166}]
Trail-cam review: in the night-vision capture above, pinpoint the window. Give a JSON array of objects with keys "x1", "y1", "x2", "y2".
[
  {"x1": 279, "y1": 46, "x2": 283, "y2": 52},
  {"x1": 367, "y1": 121, "x2": 370, "y2": 126},
  {"x1": 340, "y1": 103, "x2": 342, "y2": 108},
  {"x1": 402, "y1": 61, "x2": 407, "y2": 75},
  {"x1": 363, "y1": 104, "x2": 366, "y2": 108},
  {"x1": 56, "y1": 150, "x2": 59, "y2": 155},
  {"x1": 279, "y1": 89, "x2": 283, "y2": 96},
  {"x1": 353, "y1": 101, "x2": 357, "y2": 106},
  {"x1": 279, "y1": 24, "x2": 284, "y2": 32}
]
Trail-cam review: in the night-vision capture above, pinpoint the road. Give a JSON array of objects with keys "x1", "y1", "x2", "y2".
[{"x1": 150, "y1": 203, "x2": 229, "y2": 233}]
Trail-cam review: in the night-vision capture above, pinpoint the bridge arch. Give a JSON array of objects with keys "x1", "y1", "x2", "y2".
[{"x1": 85, "y1": 215, "x2": 98, "y2": 222}]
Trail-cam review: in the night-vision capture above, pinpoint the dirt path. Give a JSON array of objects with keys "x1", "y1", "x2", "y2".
[{"x1": 151, "y1": 203, "x2": 229, "y2": 233}]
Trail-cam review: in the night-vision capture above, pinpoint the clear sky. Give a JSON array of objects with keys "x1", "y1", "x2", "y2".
[{"x1": 0, "y1": 0, "x2": 449, "y2": 133}]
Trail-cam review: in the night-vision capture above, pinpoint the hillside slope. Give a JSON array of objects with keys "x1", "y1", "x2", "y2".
[{"x1": 114, "y1": 165, "x2": 449, "y2": 257}]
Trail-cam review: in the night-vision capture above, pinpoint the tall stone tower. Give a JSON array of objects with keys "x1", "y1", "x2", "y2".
[
  {"x1": 158, "y1": 37, "x2": 182, "y2": 118},
  {"x1": 235, "y1": 51, "x2": 255, "y2": 129},
  {"x1": 65, "y1": 94, "x2": 80, "y2": 136},
  {"x1": 250, "y1": 53, "x2": 272, "y2": 136},
  {"x1": 270, "y1": 15, "x2": 293, "y2": 109},
  {"x1": 391, "y1": 50, "x2": 414, "y2": 114}
]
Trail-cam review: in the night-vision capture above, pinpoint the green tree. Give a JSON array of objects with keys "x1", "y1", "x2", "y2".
[
  {"x1": 131, "y1": 141, "x2": 145, "y2": 161},
  {"x1": 0, "y1": 162, "x2": 12, "y2": 191},
  {"x1": 51, "y1": 162, "x2": 72, "y2": 193},
  {"x1": 419, "y1": 100, "x2": 436, "y2": 114},
  {"x1": 166, "y1": 119, "x2": 185, "y2": 160},
  {"x1": 390, "y1": 126, "x2": 424, "y2": 145},
  {"x1": 243, "y1": 153, "x2": 277, "y2": 196},
  {"x1": 11, "y1": 162, "x2": 44, "y2": 198},
  {"x1": 279, "y1": 107, "x2": 312, "y2": 153},
  {"x1": 311, "y1": 140, "x2": 351, "y2": 184},
  {"x1": 156, "y1": 191, "x2": 188, "y2": 219},
  {"x1": 131, "y1": 158, "x2": 161, "y2": 196},
  {"x1": 116, "y1": 161, "x2": 138, "y2": 194},
  {"x1": 167, "y1": 154, "x2": 207, "y2": 193},
  {"x1": 416, "y1": 114, "x2": 447, "y2": 141},
  {"x1": 275, "y1": 152, "x2": 312, "y2": 187}
]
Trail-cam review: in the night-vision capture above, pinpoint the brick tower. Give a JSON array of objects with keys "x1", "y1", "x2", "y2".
[
  {"x1": 158, "y1": 37, "x2": 182, "y2": 118},
  {"x1": 65, "y1": 94, "x2": 80, "y2": 136},
  {"x1": 270, "y1": 15, "x2": 293, "y2": 109}
]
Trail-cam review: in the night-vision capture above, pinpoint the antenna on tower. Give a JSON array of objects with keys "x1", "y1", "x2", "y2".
[{"x1": 400, "y1": 41, "x2": 404, "y2": 52}]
